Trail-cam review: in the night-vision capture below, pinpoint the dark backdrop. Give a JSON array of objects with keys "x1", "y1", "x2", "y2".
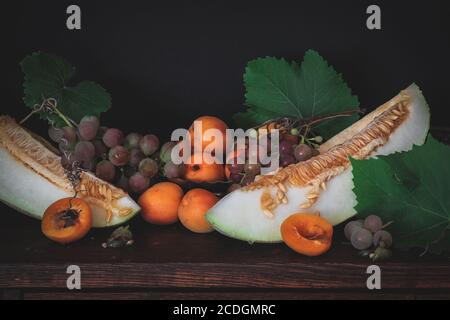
[{"x1": 2, "y1": 0, "x2": 450, "y2": 140}]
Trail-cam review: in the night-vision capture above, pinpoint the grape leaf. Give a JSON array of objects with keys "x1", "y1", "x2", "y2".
[
  {"x1": 234, "y1": 50, "x2": 359, "y2": 139},
  {"x1": 21, "y1": 52, "x2": 111, "y2": 127},
  {"x1": 351, "y1": 136, "x2": 450, "y2": 253}
]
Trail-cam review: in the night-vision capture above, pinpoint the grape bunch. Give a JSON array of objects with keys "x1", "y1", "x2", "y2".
[
  {"x1": 344, "y1": 215, "x2": 393, "y2": 261},
  {"x1": 48, "y1": 115, "x2": 161, "y2": 195},
  {"x1": 225, "y1": 128, "x2": 322, "y2": 191}
]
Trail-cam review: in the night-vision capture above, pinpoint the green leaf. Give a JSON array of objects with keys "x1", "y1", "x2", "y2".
[
  {"x1": 351, "y1": 136, "x2": 450, "y2": 253},
  {"x1": 21, "y1": 52, "x2": 111, "y2": 127},
  {"x1": 236, "y1": 50, "x2": 359, "y2": 138}
]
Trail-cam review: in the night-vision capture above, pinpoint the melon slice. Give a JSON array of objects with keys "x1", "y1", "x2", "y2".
[
  {"x1": 206, "y1": 84, "x2": 430, "y2": 243},
  {"x1": 0, "y1": 115, "x2": 140, "y2": 227}
]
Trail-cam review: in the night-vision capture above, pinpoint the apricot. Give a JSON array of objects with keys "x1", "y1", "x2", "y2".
[
  {"x1": 188, "y1": 116, "x2": 228, "y2": 153},
  {"x1": 280, "y1": 213, "x2": 333, "y2": 256},
  {"x1": 138, "y1": 182, "x2": 184, "y2": 225},
  {"x1": 184, "y1": 154, "x2": 225, "y2": 183},
  {"x1": 41, "y1": 197, "x2": 92, "y2": 244},
  {"x1": 178, "y1": 188, "x2": 218, "y2": 233}
]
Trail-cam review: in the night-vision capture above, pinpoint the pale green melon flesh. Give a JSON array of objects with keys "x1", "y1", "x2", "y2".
[
  {"x1": 0, "y1": 116, "x2": 140, "y2": 228},
  {"x1": 206, "y1": 84, "x2": 430, "y2": 243}
]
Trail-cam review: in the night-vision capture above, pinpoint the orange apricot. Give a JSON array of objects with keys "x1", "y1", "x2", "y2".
[
  {"x1": 184, "y1": 154, "x2": 225, "y2": 183},
  {"x1": 280, "y1": 213, "x2": 333, "y2": 256},
  {"x1": 41, "y1": 197, "x2": 92, "y2": 244},
  {"x1": 188, "y1": 116, "x2": 228, "y2": 152},
  {"x1": 138, "y1": 182, "x2": 184, "y2": 225},
  {"x1": 178, "y1": 188, "x2": 218, "y2": 233}
]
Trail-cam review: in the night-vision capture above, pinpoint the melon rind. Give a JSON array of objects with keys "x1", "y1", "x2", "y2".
[
  {"x1": 0, "y1": 116, "x2": 140, "y2": 227},
  {"x1": 206, "y1": 84, "x2": 430, "y2": 243}
]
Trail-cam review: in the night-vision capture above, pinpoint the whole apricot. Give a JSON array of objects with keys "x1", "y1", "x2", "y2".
[
  {"x1": 138, "y1": 182, "x2": 184, "y2": 225},
  {"x1": 188, "y1": 116, "x2": 228, "y2": 153},
  {"x1": 184, "y1": 154, "x2": 225, "y2": 183},
  {"x1": 178, "y1": 189, "x2": 218, "y2": 233}
]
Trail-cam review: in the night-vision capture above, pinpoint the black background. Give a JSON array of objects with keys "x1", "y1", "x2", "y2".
[{"x1": 2, "y1": 0, "x2": 450, "y2": 140}]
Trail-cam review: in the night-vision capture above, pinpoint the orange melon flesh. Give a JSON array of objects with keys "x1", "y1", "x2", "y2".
[{"x1": 0, "y1": 115, "x2": 140, "y2": 227}]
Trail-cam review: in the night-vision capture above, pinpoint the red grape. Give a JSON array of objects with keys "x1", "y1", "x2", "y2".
[
  {"x1": 294, "y1": 144, "x2": 313, "y2": 162},
  {"x1": 129, "y1": 172, "x2": 150, "y2": 193},
  {"x1": 103, "y1": 128, "x2": 124, "y2": 148},
  {"x1": 163, "y1": 161, "x2": 185, "y2": 179},
  {"x1": 129, "y1": 148, "x2": 145, "y2": 168},
  {"x1": 78, "y1": 116, "x2": 99, "y2": 141},
  {"x1": 95, "y1": 160, "x2": 116, "y2": 182},
  {"x1": 108, "y1": 145, "x2": 130, "y2": 167}
]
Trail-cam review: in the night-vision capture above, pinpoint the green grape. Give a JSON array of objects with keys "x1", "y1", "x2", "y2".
[
  {"x1": 138, "y1": 158, "x2": 159, "y2": 178},
  {"x1": 160, "y1": 141, "x2": 177, "y2": 163},
  {"x1": 124, "y1": 133, "x2": 143, "y2": 149}
]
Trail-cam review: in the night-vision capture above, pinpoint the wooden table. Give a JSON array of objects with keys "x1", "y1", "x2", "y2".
[{"x1": 1, "y1": 129, "x2": 450, "y2": 300}]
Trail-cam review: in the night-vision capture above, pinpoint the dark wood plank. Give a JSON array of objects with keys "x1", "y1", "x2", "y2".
[
  {"x1": 1, "y1": 260, "x2": 450, "y2": 289},
  {"x1": 22, "y1": 290, "x2": 450, "y2": 300}
]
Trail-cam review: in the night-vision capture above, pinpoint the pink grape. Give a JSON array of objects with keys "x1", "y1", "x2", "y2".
[
  {"x1": 74, "y1": 141, "x2": 95, "y2": 162},
  {"x1": 138, "y1": 158, "x2": 159, "y2": 178},
  {"x1": 95, "y1": 160, "x2": 116, "y2": 182},
  {"x1": 103, "y1": 128, "x2": 124, "y2": 148},
  {"x1": 163, "y1": 161, "x2": 184, "y2": 179},
  {"x1": 140, "y1": 134, "x2": 159, "y2": 156},
  {"x1": 108, "y1": 145, "x2": 130, "y2": 167},
  {"x1": 129, "y1": 148, "x2": 145, "y2": 168},
  {"x1": 124, "y1": 132, "x2": 143, "y2": 149},
  {"x1": 364, "y1": 215, "x2": 383, "y2": 233},
  {"x1": 129, "y1": 172, "x2": 150, "y2": 193},
  {"x1": 351, "y1": 228, "x2": 373, "y2": 250},
  {"x1": 373, "y1": 230, "x2": 393, "y2": 248},
  {"x1": 344, "y1": 220, "x2": 364, "y2": 240},
  {"x1": 78, "y1": 116, "x2": 99, "y2": 141}
]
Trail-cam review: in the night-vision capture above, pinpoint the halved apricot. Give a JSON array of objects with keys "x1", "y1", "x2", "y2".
[
  {"x1": 41, "y1": 197, "x2": 92, "y2": 244},
  {"x1": 280, "y1": 213, "x2": 333, "y2": 256}
]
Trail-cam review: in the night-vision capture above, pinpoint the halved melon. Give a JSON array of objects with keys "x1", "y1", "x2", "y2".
[
  {"x1": 206, "y1": 84, "x2": 430, "y2": 243},
  {"x1": 0, "y1": 115, "x2": 140, "y2": 227}
]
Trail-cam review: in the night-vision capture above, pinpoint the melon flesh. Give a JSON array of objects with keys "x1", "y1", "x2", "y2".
[
  {"x1": 0, "y1": 116, "x2": 140, "y2": 227},
  {"x1": 206, "y1": 84, "x2": 430, "y2": 243}
]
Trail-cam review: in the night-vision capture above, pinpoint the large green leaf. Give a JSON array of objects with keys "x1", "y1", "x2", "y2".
[
  {"x1": 235, "y1": 50, "x2": 360, "y2": 138},
  {"x1": 351, "y1": 136, "x2": 450, "y2": 253},
  {"x1": 21, "y1": 52, "x2": 111, "y2": 126}
]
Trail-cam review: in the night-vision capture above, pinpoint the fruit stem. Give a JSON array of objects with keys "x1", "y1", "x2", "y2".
[
  {"x1": 301, "y1": 109, "x2": 363, "y2": 127},
  {"x1": 20, "y1": 97, "x2": 75, "y2": 128}
]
